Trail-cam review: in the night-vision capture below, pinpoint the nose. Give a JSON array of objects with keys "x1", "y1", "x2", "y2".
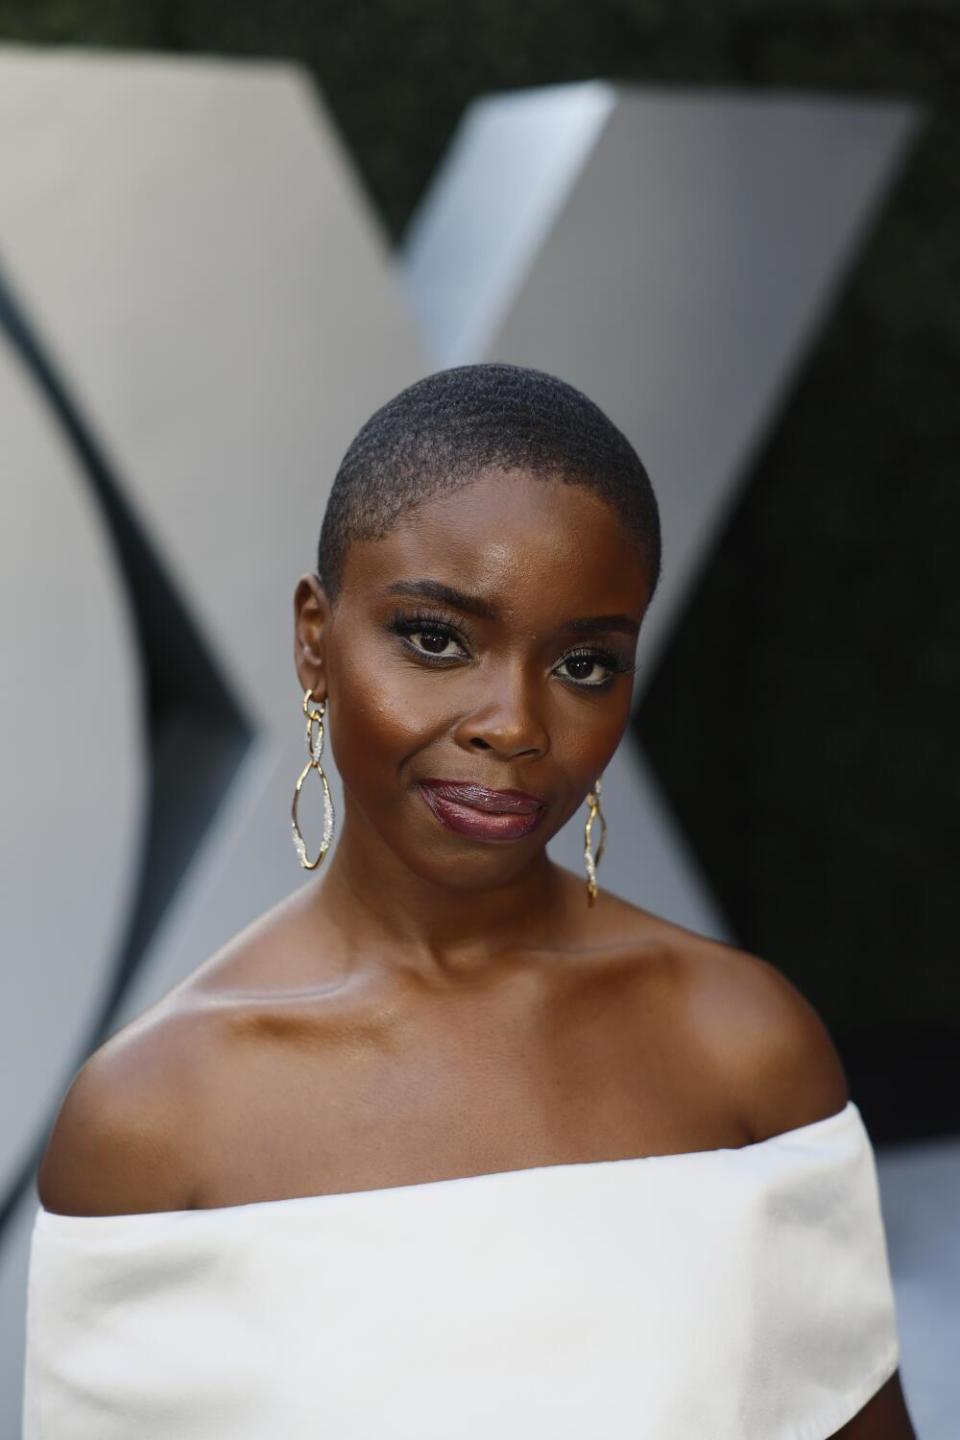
[{"x1": 453, "y1": 663, "x2": 550, "y2": 760}]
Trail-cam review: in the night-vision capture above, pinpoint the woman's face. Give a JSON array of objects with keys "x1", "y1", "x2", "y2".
[{"x1": 295, "y1": 467, "x2": 654, "y2": 892}]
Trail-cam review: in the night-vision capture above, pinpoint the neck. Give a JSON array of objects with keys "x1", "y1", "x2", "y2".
[{"x1": 302, "y1": 800, "x2": 578, "y2": 982}]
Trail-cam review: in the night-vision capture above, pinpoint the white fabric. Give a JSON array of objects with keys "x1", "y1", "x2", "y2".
[{"x1": 22, "y1": 1099, "x2": 900, "y2": 1439}]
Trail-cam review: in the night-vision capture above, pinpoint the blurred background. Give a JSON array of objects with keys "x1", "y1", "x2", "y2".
[{"x1": 1, "y1": 2, "x2": 957, "y2": 1437}]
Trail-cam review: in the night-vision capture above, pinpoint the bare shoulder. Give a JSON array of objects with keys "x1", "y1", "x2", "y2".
[
  {"x1": 36, "y1": 998, "x2": 209, "y2": 1218},
  {"x1": 36, "y1": 889, "x2": 337, "y2": 1218},
  {"x1": 607, "y1": 900, "x2": 850, "y2": 1143},
  {"x1": 675, "y1": 927, "x2": 849, "y2": 1141}
]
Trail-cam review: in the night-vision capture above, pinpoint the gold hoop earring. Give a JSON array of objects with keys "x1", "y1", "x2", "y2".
[
  {"x1": 584, "y1": 777, "x2": 606, "y2": 906},
  {"x1": 291, "y1": 687, "x2": 335, "y2": 869}
]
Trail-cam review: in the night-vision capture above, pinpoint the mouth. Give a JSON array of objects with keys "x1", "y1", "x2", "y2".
[{"x1": 418, "y1": 779, "x2": 546, "y2": 842}]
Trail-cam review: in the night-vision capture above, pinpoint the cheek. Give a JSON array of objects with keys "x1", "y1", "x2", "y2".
[
  {"x1": 325, "y1": 641, "x2": 449, "y2": 784},
  {"x1": 545, "y1": 679, "x2": 632, "y2": 758},
  {"x1": 324, "y1": 629, "x2": 634, "y2": 796}
]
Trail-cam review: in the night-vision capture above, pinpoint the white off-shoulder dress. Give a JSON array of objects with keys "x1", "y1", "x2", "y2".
[{"x1": 22, "y1": 1099, "x2": 900, "y2": 1439}]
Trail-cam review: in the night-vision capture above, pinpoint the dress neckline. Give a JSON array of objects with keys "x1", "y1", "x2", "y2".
[{"x1": 36, "y1": 1099, "x2": 859, "y2": 1234}]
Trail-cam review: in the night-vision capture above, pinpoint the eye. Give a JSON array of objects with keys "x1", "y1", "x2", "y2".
[
  {"x1": 554, "y1": 649, "x2": 633, "y2": 689},
  {"x1": 388, "y1": 608, "x2": 469, "y2": 664},
  {"x1": 388, "y1": 609, "x2": 633, "y2": 689}
]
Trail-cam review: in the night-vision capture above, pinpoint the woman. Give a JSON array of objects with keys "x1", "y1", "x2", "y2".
[{"x1": 25, "y1": 364, "x2": 913, "y2": 1438}]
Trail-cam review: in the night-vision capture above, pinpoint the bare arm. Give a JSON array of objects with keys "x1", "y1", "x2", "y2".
[{"x1": 827, "y1": 1370, "x2": 916, "y2": 1439}]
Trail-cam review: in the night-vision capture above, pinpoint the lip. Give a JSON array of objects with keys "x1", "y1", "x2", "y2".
[
  {"x1": 418, "y1": 780, "x2": 546, "y2": 842},
  {"x1": 419, "y1": 780, "x2": 545, "y2": 814}
]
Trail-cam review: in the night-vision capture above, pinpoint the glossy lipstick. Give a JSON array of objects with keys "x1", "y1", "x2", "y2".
[{"x1": 418, "y1": 780, "x2": 545, "y2": 841}]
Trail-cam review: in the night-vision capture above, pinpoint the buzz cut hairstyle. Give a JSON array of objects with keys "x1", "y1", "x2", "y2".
[{"x1": 317, "y1": 362, "x2": 661, "y2": 605}]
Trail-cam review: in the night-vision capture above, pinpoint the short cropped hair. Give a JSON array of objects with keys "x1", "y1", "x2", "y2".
[{"x1": 317, "y1": 362, "x2": 661, "y2": 604}]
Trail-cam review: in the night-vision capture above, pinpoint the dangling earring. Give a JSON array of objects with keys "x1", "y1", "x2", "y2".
[
  {"x1": 584, "y1": 776, "x2": 606, "y2": 907},
  {"x1": 291, "y1": 686, "x2": 335, "y2": 869}
]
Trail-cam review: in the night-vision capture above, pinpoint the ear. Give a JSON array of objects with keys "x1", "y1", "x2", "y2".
[{"x1": 293, "y1": 571, "x2": 331, "y2": 704}]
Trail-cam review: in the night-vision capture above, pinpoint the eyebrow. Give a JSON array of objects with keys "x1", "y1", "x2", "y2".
[{"x1": 383, "y1": 579, "x2": 640, "y2": 638}]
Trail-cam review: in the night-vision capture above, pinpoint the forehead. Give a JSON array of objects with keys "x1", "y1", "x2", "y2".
[{"x1": 341, "y1": 468, "x2": 650, "y2": 613}]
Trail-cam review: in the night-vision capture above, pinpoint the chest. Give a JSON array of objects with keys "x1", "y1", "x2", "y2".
[{"x1": 192, "y1": 962, "x2": 748, "y2": 1207}]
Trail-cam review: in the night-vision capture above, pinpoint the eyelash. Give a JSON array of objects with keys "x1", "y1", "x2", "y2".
[{"x1": 387, "y1": 607, "x2": 634, "y2": 691}]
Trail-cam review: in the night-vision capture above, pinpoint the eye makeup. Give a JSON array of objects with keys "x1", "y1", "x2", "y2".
[{"x1": 386, "y1": 607, "x2": 634, "y2": 691}]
